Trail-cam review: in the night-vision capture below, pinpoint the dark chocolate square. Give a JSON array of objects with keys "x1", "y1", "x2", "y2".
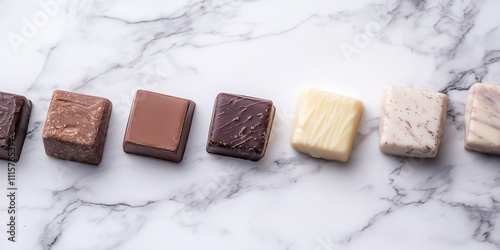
[
  {"x1": 42, "y1": 90, "x2": 112, "y2": 165},
  {"x1": 123, "y1": 90, "x2": 195, "y2": 163},
  {"x1": 206, "y1": 93, "x2": 275, "y2": 161},
  {"x1": 0, "y1": 92, "x2": 32, "y2": 162}
]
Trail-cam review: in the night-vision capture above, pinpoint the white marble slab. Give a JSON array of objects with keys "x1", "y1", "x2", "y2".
[{"x1": 0, "y1": 0, "x2": 500, "y2": 249}]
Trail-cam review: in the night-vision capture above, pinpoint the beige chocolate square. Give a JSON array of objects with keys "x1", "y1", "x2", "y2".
[{"x1": 290, "y1": 88, "x2": 363, "y2": 162}]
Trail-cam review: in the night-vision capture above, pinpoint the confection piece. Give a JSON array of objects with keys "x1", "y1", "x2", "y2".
[
  {"x1": 464, "y1": 83, "x2": 500, "y2": 155},
  {"x1": 207, "y1": 93, "x2": 275, "y2": 161},
  {"x1": 290, "y1": 88, "x2": 364, "y2": 162},
  {"x1": 42, "y1": 90, "x2": 112, "y2": 165},
  {"x1": 0, "y1": 92, "x2": 32, "y2": 162},
  {"x1": 379, "y1": 86, "x2": 447, "y2": 158},
  {"x1": 123, "y1": 90, "x2": 195, "y2": 163}
]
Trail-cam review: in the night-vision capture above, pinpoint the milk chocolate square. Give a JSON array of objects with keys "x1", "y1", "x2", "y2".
[
  {"x1": 42, "y1": 90, "x2": 112, "y2": 165},
  {"x1": 123, "y1": 90, "x2": 195, "y2": 163},
  {"x1": 0, "y1": 92, "x2": 32, "y2": 162},
  {"x1": 206, "y1": 93, "x2": 275, "y2": 161}
]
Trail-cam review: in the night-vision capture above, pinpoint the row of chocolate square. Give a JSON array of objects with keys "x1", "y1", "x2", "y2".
[
  {"x1": 0, "y1": 83, "x2": 499, "y2": 164},
  {"x1": 293, "y1": 83, "x2": 500, "y2": 160}
]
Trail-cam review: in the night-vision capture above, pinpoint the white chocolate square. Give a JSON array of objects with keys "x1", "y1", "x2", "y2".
[
  {"x1": 379, "y1": 86, "x2": 447, "y2": 158},
  {"x1": 290, "y1": 88, "x2": 364, "y2": 162},
  {"x1": 464, "y1": 83, "x2": 500, "y2": 155}
]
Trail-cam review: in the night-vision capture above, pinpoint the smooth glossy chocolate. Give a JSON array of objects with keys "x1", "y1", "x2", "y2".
[
  {"x1": 0, "y1": 92, "x2": 32, "y2": 162},
  {"x1": 123, "y1": 90, "x2": 195, "y2": 163},
  {"x1": 206, "y1": 93, "x2": 275, "y2": 161},
  {"x1": 42, "y1": 90, "x2": 112, "y2": 165}
]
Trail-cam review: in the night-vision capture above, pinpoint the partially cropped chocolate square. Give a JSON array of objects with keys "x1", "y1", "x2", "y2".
[
  {"x1": 0, "y1": 92, "x2": 32, "y2": 162},
  {"x1": 123, "y1": 90, "x2": 195, "y2": 163},
  {"x1": 207, "y1": 93, "x2": 275, "y2": 161},
  {"x1": 42, "y1": 90, "x2": 112, "y2": 165}
]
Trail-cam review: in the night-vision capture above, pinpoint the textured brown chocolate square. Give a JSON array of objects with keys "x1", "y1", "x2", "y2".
[
  {"x1": 42, "y1": 90, "x2": 112, "y2": 165},
  {"x1": 123, "y1": 90, "x2": 195, "y2": 163},
  {"x1": 206, "y1": 93, "x2": 275, "y2": 161},
  {"x1": 0, "y1": 92, "x2": 32, "y2": 162}
]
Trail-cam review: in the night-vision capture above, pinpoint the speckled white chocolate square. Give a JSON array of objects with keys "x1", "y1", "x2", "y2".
[
  {"x1": 379, "y1": 86, "x2": 447, "y2": 158},
  {"x1": 464, "y1": 83, "x2": 500, "y2": 155}
]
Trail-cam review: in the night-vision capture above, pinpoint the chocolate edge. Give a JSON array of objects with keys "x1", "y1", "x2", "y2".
[{"x1": 10, "y1": 97, "x2": 32, "y2": 162}]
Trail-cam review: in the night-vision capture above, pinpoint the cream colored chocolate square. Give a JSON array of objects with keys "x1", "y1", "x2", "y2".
[
  {"x1": 464, "y1": 83, "x2": 500, "y2": 155},
  {"x1": 379, "y1": 86, "x2": 447, "y2": 158},
  {"x1": 290, "y1": 88, "x2": 364, "y2": 162}
]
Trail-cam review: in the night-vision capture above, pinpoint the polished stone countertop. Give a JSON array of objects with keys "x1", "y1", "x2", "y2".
[{"x1": 0, "y1": 0, "x2": 499, "y2": 249}]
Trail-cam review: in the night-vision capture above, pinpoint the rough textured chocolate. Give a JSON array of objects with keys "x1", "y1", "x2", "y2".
[
  {"x1": 123, "y1": 90, "x2": 195, "y2": 163},
  {"x1": 206, "y1": 93, "x2": 275, "y2": 161},
  {"x1": 0, "y1": 92, "x2": 32, "y2": 162},
  {"x1": 42, "y1": 90, "x2": 112, "y2": 165}
]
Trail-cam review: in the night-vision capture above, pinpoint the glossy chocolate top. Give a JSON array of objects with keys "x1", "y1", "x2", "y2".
[
  {"x1": 124, "y1": 90, "x2": 190, "y2": 152},
  {"x1": 208, "y1": 93, "x2": 274, "y2": 156},
  {"x1": 0, "y1": 92, "x2": 27, "y2": 149}
]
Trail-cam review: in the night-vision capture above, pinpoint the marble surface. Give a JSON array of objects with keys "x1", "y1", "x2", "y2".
[{"x1": 1, "y1": 0, "x2": 500, "y2": 249}]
